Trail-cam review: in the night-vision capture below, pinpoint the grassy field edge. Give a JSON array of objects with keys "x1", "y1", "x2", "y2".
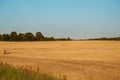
[{"x1": 0, "y1": 62, "x2": 61, "y2": 80}]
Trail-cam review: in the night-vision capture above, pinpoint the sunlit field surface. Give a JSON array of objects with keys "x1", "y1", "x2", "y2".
[{"x1": 0, "y1": 41, "x2": 120, "y2": 80}]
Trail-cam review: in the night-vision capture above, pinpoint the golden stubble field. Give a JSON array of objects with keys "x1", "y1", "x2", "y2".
[{"x1": 0, "y1": 41, "x2": 120, "y2": 80}]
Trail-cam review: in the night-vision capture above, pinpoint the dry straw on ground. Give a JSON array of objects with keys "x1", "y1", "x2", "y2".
[{"x1": 0, "y1": 41, "x2": 120, "y2": 80}]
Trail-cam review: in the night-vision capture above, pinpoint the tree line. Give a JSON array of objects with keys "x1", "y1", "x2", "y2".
[
  {"x1": 0, "y1": 31, "x2": 71, "y2": 41},
  {"x1": 87, "y1": 37, "x2": 120, "y2": 41}
]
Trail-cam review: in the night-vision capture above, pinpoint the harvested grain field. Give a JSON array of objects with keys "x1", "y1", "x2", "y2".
[{"x1": 0, "y1": 41, "x2": 120, "y2": 80}]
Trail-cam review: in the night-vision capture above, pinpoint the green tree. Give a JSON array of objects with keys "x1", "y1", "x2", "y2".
[
  {"x1": 17, "y1": 33, "x2": 25, "y2": 41},
  {"x1": 0, "y1": 34, "x2": 1, "y2": 41},
  {"x1": 50, "y1": 37, "x2": 55, "y2": 41},
  {"x1": 10, "y1": 31, "x2": 17, "y2": 41},
  {"x1": 1, "y1": 34, "x2": 10, "y2": 41},
  {"x1": 35, "y1": 32, "x2": 44, "y2": 41},
  {"x1": 25, "y1": 32, "x2": 34, "y2": 41},
  {"x1": 67, "y1": 37, "x2": 71, "y2": 40}
]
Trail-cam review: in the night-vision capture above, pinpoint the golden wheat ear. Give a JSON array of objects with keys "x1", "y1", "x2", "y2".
[
  {"x1": 4, "y1": 49, "x2": 6, "y2": 55},
  {"x1": 4, "y1": 49, "x2": 10, "y2": 55}
]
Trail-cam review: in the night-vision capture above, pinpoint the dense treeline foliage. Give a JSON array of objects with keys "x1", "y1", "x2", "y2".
[
  {"x1": 87, "y1": 37, "x2": 120, "y2": 41},
  {"x1": 0, "y1": 31, "x2": 71, "y2": 41}
]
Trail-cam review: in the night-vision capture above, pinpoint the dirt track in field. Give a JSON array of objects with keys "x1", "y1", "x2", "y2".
[{"x1": 0, "y1": 41, "x2": 120, "y2": 80}]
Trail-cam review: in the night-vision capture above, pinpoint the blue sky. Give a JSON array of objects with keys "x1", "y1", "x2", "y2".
[{"x1": 0, "y1": 0, "x2": 120, "y2": 39}]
